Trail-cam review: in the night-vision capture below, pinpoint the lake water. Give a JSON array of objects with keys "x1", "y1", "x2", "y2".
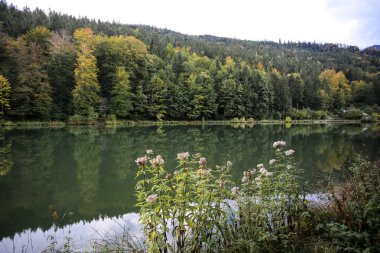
[{"x1": 0, "y1": 123, "x2": 379, "y2": 251}]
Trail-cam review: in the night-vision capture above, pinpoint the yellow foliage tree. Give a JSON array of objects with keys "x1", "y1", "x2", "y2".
[{"x1": 0, "y1": 75, "x2": 11, "y2": 118}]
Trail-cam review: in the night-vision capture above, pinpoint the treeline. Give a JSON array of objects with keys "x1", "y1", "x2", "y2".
[{"x1": 0, "y1": 0, "x2": 379, "y2": 121}]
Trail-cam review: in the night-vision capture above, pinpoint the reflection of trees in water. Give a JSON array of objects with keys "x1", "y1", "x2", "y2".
[
  {"x1": 0, "y1": 124, "x2": 378, "y2": 239},
  {"x1": 0, "y1": 129, "x2": 60, "y2": 238},
  {"x1": 71, "y1": 128, "x2": 101, "y2": 217},
  {"x1": 0, "y1": 133, "x2": 13, "y2": 176}
]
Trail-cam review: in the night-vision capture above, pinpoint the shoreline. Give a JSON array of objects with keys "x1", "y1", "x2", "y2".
[{"x1": 0, "y1": 119, "x2": 374, "y2": 128}]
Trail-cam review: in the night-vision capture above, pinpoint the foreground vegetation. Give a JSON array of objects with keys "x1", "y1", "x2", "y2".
[
  {"x1": 0, "y1": 1, "x2": 380, "y2": 122},
  {"x1": 80, "y1": 142, "x2": 379, "y2": 253}
]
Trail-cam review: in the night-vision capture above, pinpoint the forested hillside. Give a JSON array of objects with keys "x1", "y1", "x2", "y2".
[{"x1": 0, "y1": 0, "x2": 379, "y2": 121}]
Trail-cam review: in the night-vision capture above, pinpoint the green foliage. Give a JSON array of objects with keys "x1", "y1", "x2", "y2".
[
  {"x1": 0, "y1": 74, "x2": 11, "y2": 118},
  {"x1": 146, "y1": 73, "x2": 167, "y2": 120},
  {"x1": 109, "y1": 67, "x2": 133, "y2": 119},
  {"x1": 342, "y1": 107, "x2": 363, "y2": 120},
  {"x1": 285, "y1": 116, "x2": 292, "y2": 123},
  {"x1": 135, "y1": 142, "x2": 312, "y2": 252},
  {"x1": 289, "y1": 108, "x2": 328, "y2": 120},
  {"x1": 7, "y1": 27, "x2": 53, "y2": 119},
  {"x1": 135, "y1": 151, "x2": 233, "y2": 252},
  {"x1": 48, "y1": 31, "x2": 76, "y2": 119},
  {"x1": 229, "y1": 142, "x2": 307, "y2": 252},
  {"x1": 0, "y1": 2, "x2": 379, "y2": 122},
  {"x1": 67, "y1": 107, "x2": 98, "y2": 125},
  {"x1": 316, "y1": 156, "x2": 380, "y2": 252}
]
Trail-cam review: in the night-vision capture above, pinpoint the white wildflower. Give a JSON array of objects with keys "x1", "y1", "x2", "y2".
[
  {"x1": 197, "y1": 168, "x2": 211, "y2": 177},
  {"x1": 242, "y1": 176, "x2": 249, "y2": 183},
  {"x1": 227, "y1": 161, "x2": 233, "y2": 167},
  {"x1": 259, "y1": 167, "x2": 268, "y2": 174},
  {"x1": 150, "y1": 155, "x2": 165, "y2": 167},
  {"x1": 146, "y1": 194, "x2": 158, "y2": 204},
  {"x1": 273, "y1": 140, "x2": 287, "y2": 149},
  {"x1": 285, "y1": 149, "x2": 295, "y2": 156},
  {"x1": 199, "y1": 157, "x2": 207, "y2": 165},
  {"x1": 177, "y1": 152, "x2": 190, "y2": 161},
  {"x1": 135, "y1": 156, "x2": 148, "y2": 166},
  {"x1": 286, "y1": 165, "x2": 293, "y2": 169},
  {"x1": 255, "y1": 176, "x2": 262, "y2": 187},
  {"x1": 269, "y1": 159, "x2": 276, "y2": 165},
  {"x1": 265, "y1": 171, "x2": 273, "y2": 176},
  {"x1": 146, "y1": 149, "x2": 154, "y2": 155},
  {"x1": 257, "y1": 163, "x2": 264, "y2": 168},
  {"x1": 231, "y1": 186, "x2": 240, "y2": 196}
]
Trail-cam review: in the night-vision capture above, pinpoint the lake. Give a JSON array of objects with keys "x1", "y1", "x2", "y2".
[{"x1": 0, "y1": 123, "x2": 379, "y2": 251}]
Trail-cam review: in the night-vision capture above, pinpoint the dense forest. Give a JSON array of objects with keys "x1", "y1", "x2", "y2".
[{"x1": 0, "y1": 0, "x2": 379, "y2": 121}]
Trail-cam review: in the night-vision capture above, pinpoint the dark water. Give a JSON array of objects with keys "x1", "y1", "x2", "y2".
[{"x1": 0, "y1": 124, "x2": 379, "y2": 249}]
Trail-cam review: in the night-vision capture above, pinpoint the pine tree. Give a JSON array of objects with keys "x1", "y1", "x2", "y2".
[
  {"x1": 109, "y1": 67, "x2": 133, "y2": 118},
  {"x1": 146, "y1": 73, "x2": 167, "y2": 120}
]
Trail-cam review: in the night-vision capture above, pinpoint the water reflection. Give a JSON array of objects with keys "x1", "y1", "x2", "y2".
[
  {"x1": 0, "y1": 124, "x2": 379, "y2": 244},
  {"x1": 0, "y1": 212, "x2": 141, "y2": 253}
]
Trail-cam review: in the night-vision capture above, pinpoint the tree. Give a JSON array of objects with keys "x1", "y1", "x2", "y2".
[
  {"x1": 187, "y1": 71, "x2": 217, "y2": 119},
  {"x1": 288, "y1": 73, "x2": 304, "y2": 109},
  {"x1": 0, "y1": 75, "x2": 11, "y2": 118},
  {"x1": 270, "y1": 69, "x2": 291, "y2": 116},
  {"x1": 72, "y1": 28, "x2": 101, "y2": 116},
  {"x1": 7, "y1": 26, "x2": 53, "y2": 119},
  {"x1": 319, "y1": 69, "x2": 351, "y2": 109},
  {"x1": 48, "y1": 31, "x2": 76, "y2": 119},
  {"x1": 109, "y1": 67, "x2": 133, "y2": 118},
  {"x1": 146, "y1": 73, "x2": 167, "y2": 120}
]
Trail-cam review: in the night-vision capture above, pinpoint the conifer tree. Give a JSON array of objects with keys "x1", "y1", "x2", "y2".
[{"x1": 109, "y1": 67, "x2": 133, "y2": 118}]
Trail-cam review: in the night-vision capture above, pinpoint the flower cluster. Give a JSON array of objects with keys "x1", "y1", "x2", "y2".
[
  {"x1": 269, "y1": 159, "x2": 276, "y2": 165},
  {"x1": 177, "y1": 152, "x2": 190, "y2": 161},
  {"x1": 257, "y1": 163, "x2": 273, "y2": 176},
  {"x1": 273, "y1": 140, "x2": 287, "y2": 149},
  {"x1": 135, "y1": 156, "x2": 148, "y2": 166},
  {"x1": 196, "y1": 168, "x2": 212, "y2": 177},
  {"x1": 146, "y1": 194, "x2": 158, "y2": 204},
  {"x1": 199, "y1": 157, "x2": 207, "y2": 166},
  {"x1": 231, "y1": 186, "x2": 240, "y2": 197},
  {"x1": 242, "y1": 170, "x2": 253, "y2": 183},
  {"x1": 150, "y1": 155, "x2": 165, "y2": 167},
  {"x1": 146, "y1": 149, "x2": 154, "y2": 155},
  {"x1": 285, "y1": 149, "x2": 295, "y2": 156}
]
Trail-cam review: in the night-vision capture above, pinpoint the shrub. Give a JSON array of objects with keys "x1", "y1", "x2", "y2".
[
  {"x1": 285, "y1": 116, "x2": 292, "y2": 123},
  {"x1": 273, "y1": 112, "x2": 282, "y2": 120},
  {"x1": 316, "y1": 156, "x2": 380, "y2": 252},
  {"x1": 67, "y1": 114, "x2": 87, "y2": 125},
  {"x1": 231, "y1": 117, "x2": 240, "y2": 123},
  {"x1": 247, "y1": 117, "x2": 255, "y2": 123},
  {"x1": 342, "y1": 107, "x2": 363, "y2": 120},
  {"x1": 135, "y1": 141, "x2": 308, "y2": 252},
  {"x1": 313, "y1": 110, "x2": 328, "y2": 120},
  {"x1": 135, "y1": 151, "x2": 234, "y2": 252}
]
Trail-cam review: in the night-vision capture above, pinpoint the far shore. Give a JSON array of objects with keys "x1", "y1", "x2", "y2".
[{"x1": 1, "y1": 119, "x2": 375, "y2": 128}]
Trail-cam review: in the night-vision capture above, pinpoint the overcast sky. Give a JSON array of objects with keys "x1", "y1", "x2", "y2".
[{"x1": 7, "y1": 0, "x2": 380, "y2": 48}]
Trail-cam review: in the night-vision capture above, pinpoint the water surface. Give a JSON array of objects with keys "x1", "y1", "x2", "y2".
[{"x1": 0, "y1": 124, "x2": 379, "y2": 251}]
